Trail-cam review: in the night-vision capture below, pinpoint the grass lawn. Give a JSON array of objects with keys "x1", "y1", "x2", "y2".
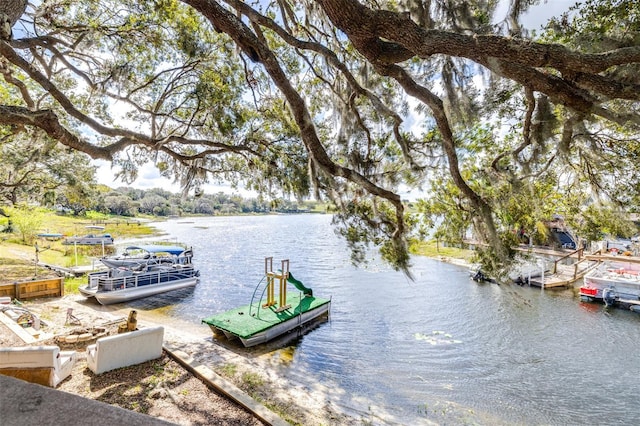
[
  {"x1": 409, "y1": 239, "x2": 475, "y2": 262},
  {"x1": 0, "y1": 210, "x2": 159, "y2": 286}
]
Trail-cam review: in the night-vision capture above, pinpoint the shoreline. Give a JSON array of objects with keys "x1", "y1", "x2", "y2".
[
  {"x1": 1, "y1": 226, "x2": 472, "y2": 424},
  {"x1": 0, "y1": 294, "x2": 356, "y2": 425}
]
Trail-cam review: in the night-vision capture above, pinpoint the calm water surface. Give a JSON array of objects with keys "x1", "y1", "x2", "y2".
[{"x1": 125, "y1": 215, "x2": 640, "y2": 425}]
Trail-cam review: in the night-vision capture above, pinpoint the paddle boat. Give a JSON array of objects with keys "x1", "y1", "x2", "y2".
[{"x1": 202, "y1": 257, "x2": 331, "y2": 347}]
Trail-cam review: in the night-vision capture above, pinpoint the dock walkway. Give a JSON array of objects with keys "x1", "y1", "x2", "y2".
[
  {"x1": 529, "y1": 252, "x2": 640, "y2": 289},
  {"x1": 38, "y1": 262, "x2": 101, "y2": 277},
  {"x1": 528, "y1": 261, "x2": 598, "y2": 288},
  {"x1": 524, "y1": 247, "x2": 599, "y2": 289}
]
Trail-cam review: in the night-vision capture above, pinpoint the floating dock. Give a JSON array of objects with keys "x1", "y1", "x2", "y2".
[{"x1": 202, "y1": 258, "x2": 330, "y2": 347}]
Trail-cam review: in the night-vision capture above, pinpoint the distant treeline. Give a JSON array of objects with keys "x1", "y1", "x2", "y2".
[{"x1": 76, "y1": 187, "x2": 327, "y2": 217}]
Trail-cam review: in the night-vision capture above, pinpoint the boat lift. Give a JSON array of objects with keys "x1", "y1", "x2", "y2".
[{"x1": 262, "y1": 257, "x2": 291, "y2": 312}]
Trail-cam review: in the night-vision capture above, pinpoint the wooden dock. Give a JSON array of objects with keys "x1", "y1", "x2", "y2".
[
  {"x1": 38, "y1": 262, "x2": 100, "y2": 277},
  {"x1": 529, "y1": 251, "x2": 640, "y2": 289},
  {"x1": 528, "y1": 248, "x2": 600, "y2": 289},
  {"x1": 528, "y1": 262, "x2": 597, "y2": 288}
]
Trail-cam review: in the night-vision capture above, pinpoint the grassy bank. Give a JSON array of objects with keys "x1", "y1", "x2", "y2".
[
  {"x1": 0, "y1": 210, "x2": 158, "y2": 286},
  {"x1": 409, "y1": 239, "x2": 475, "y2": 264},
  {"x1": 2, "y1": 209, "x2": 476, "y2": 287}
]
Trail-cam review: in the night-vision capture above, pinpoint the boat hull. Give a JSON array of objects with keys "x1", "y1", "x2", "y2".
[
  {"x1": 80, "y1": 265, "x2": 200, "y2": 305},
  {"x1": 239, "y1": 302, "x2": 329, "y2": 347},
  {"x1": 78, "y1": 286, "x2": 98, "y2": 298},
  {"x1": 93, "y1": 277, "x2": 198, "y2": 305}
]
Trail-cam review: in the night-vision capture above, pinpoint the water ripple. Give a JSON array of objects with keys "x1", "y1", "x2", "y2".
[{"x1": 127, "y1": 215, "x2": 640, "y2": 425}]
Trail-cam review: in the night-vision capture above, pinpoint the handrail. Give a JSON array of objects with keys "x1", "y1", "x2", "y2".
[
  {"x1": 94, "y1": 267, "x2": 194, "y2": 291},
  {"x1": 570, "y1": 256, "x2": 590, "y2": 280},
  {"x1": 552, "y1": 251, "x2": 601, "y2": 281},
  {"x1": 248, "y1": 276, "x2": 267, "y2": 318},
  {"x1": 552, "y1": 247, "x2": 584, "y2": 273}
]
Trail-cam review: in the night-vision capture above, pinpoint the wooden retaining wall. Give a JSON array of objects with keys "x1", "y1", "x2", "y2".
[{"x1": 0, "y1": 278, "x2": 64, "y2": 300}]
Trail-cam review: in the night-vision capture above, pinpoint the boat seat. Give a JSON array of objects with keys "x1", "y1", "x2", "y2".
[
  {"x1": 86, "y1": 326, "x2": 164, "y2": 375},
  {"x1": 0, "y1": 345, "x2": 78, "y2": 387}
]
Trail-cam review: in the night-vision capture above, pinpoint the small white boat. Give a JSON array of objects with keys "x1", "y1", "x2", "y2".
[
  {"x1": 36, "y1": 232, "x2": 64, "y2": 241},
  {"x1": 63, "y1": 234, "x2": 114, "y2": 245},
  {"x1": 580, "y1": 258, "x2": 640, "y2": 310}
]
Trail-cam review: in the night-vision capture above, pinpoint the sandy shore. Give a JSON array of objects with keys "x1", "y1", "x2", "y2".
[{"x1": 0, "y1": 294, "x2": 355, "y2": 425}]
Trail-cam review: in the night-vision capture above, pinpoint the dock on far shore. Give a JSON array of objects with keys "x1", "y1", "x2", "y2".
[
  {"x1": 526, "y1": 250, "x2": 640, "y2": 289},
  {"x1": 510, "y1": 245, "x2": 597, "y2": 289},
  {"x1": 528, "y1": 262, "x2": 597, "y2": 289}
]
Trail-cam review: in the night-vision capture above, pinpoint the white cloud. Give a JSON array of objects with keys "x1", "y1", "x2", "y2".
[
  {"x1": 93, "y1": 159, "x2": 256, "y2": 197},
  {"x1": 522, "y1": 1, "x2": 579, "y2": 29},
  {"x1": 494, "y1": 0, "x2": 579, "y2": 30},
  {"x1": 93, "y1": 160, "x2": 174, "y2": 190}
]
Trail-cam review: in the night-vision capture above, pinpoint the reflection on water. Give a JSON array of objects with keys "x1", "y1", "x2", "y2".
[
  {"x1": 119, "y1": 215, "x2": 640, "y2": 425},
  {"x1": 126, "y1": 286, "x2": 197, "y2": 311}
]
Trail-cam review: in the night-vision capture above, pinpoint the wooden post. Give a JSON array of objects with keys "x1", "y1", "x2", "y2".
[
  {"x1": 279, "y1": 274, "x2": 286, "y2": 307},
  {"x1": 264, "y1": 257, "x2": 272, "y2": 275},
  {"x1": 34, "y1": 243, "x2": 39, "y2": 278},
  {"x1": 263, "y1": 257, "x2": 276, "y2": 307},
  {"x1": 275, "y1": 259, "x2": 291, "y2": 312}
]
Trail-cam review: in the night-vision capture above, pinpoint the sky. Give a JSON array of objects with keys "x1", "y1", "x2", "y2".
[
  {"x1": 93, "y1": 0, "x2": 580, "y2": 196},
  {"x1": 94, "y1": 159, "x2": 247, "y2": 196},
  {"x1": 95, "y1": 159, "x2": 186, "y2": 192},
  {"x1": 518, "y1": 0, "x2": 579, "y2": 29}
]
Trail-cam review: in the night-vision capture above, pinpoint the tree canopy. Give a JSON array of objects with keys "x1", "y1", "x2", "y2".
[{"x1": 1, "y1": 0, "x2": 639, "y2": 274}]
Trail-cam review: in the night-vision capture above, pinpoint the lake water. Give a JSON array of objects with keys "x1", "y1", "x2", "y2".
[{"x1": 125, "y1": 214, "x2": 640, "y2": 425}]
